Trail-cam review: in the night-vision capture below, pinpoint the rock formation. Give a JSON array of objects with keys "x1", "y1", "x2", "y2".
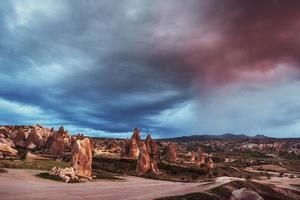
[
  {"x1": 50, "y1": 126, "x2": 70, "y2": 157},
  {"x1": 230, "y1": 188, "x2": 264, "y2": 200},
  {"x1": 0, "y1": 143, "x2": 17, "y2": 157},
  {"x1": 136, "y1": 142, "x2": 151, "y2": 175},
  {"x1": 207, "y1": 157, "x2": 214, "y2": 169},
  {"x1": 0, "y1": 137, "x2": 15, "y2": 148},
  {"x1": 70, "y1": 137, "x2": 93, "y2": 179},
  {"x1": 25, "y1": 125, "x2": 52, "y2": 149},
  {"x1": 164, "y1": 143, "x2": 177, "y2": 163},
  {"x1": 197, "y1": 148, "x2": 206, "y2": 165},
  {"x1": 50, "y1": 167, "x2": 79, "y2": 183},
  {"x1": 150, "y1": 160, "x2": 159, "y2": 175},
  {"x1": 121, "y1": 128, "x2": 141, "y2": 159},
  {"x1": 145, "y1": 134, "x2": 159, "y2": 160},
  {"x1": 13, "y1": 129, "x2": 27, "y2": 148}
]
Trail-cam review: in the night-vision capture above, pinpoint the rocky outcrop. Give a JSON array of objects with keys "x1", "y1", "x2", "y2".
[
  {"x1": 129, "y1": 128, "x2": 141, "y2": 159},
  {"x1": 150, "y1": 160, "x2": 159, "y2": 175},
  {"x1": 70, "y1": 138, "x2": 93, "y2": 179},
  {"x1": 13, "y1": 129, "x2": 28, "y2": 148},
  {"x1": 49, "y1": 126, "x2": 71, "y2": 157},
  {"x1": 50, "y1": 167, "x2": 79, "y2": 183},
  {"x1": 121, "y1": 139, "x2": 130, "y2": 157},
  {"x1": 136, "y1": 142, "x2": 151, "y2": 175},
  {"x1": 0, "y1": 143, "x2": 17, "y2": 157},
  {"x1": 0, "y1": 137, "x2": 15, "y2": 148},
  {"x1": 207, "y1": 157, "x2": 214, "y2": 169},
  {"x1": 145, "y1": 134, "x2": 159, "y2": 160},
  {"x1": 230, "y1": 188, "x2": 264, "y2": 200},
  {"x1": 121, "y1": 128, "x2": 141, "y2": 159},
  {"x1": 164, "y1": 143, "x2": 177, "y2": 163},
  {"x1": 197, "y1": 148, "x2": 206, "y2": 165},
  {"x1": 25, "y1": 125, "x2": 52, "y2": 149}
]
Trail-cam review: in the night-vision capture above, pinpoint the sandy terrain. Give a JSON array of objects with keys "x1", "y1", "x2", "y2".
[{"x1": 0, "y1": 168, "x2": 220, "y2": 200}]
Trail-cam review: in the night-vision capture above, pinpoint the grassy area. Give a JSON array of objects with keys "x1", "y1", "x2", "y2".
[
  {"x1": 36, "y1": 172, "x2": 63, "y2": 182},
  {"x1": 0, "y1": 159, "x2": 68, "y2": 170},
  {"x1": 92, "y1": 169, "x2": 125, "y2": 180}
]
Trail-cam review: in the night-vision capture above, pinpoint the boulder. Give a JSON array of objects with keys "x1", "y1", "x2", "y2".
[
  {"x1": 230, "y1": 188, "x2": 264, "y2": 200},
  {"x1": 50, "y1": 167, "x2": 79, "y2": 183},
  {"x1": 145, "y1": 134, "x2": 159, "y2": 160},
  {"x1": 136, "y1": 142, "x2": 151, "y2": 175},
  {"x1": 164, "y1": 143, "x2": 177, "y2": 163},
  {"x1": 70, "y1": 138, "x2": 93, "y2": 179}
]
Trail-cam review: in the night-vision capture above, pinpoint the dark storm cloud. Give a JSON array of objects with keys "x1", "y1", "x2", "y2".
[{"x1": 0, "y1": 0, "x2": 300, "y2": 137}]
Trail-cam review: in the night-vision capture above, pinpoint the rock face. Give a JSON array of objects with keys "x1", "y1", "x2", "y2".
[
  {"x1": 0, "y1": 143, "x2": 17, "y2": 157},
  {"x1": 70, "y1": 138, "x2": 93, "y2": 179},
  {"x1": 121, "y1": 139, "x2": 130, "y2": 157},
  {"x1": 129, "y1": 128, "x2": 141, "y2": 159},
  {"x1": 164, "y1": 143, "x2": 177, "y2": 163},
  {"x1": 136, "y1": 142, "x2": 151, "y2": 175},
  {"x1": 25, "y1": 125, "x2": 52, "y2": 149},
  {"x1": 145, "y1": 134, "x2": 159, "y2": 160},
  {"x1": 13, "y1": 129, "x2": 27, "y2": 148},
  {"x1": 150, "y1": 160, "x2": 159, "y2": 175},
  {"x1": 50, "y1": 167, "x2": 79, "y2": 183},
  {"x1": 230, "y1": 188, "x2": 264, "y2": 200},
  {"x1": 0, "y1": 137, "x2": 15, "y2": 148}
]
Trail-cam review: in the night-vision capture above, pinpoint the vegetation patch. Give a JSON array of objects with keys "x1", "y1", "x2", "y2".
[{"x1": 0, "y1": 159, "x2": 68, "y2": 170}]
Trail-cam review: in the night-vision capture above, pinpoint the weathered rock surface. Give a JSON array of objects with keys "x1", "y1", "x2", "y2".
[
  {"x1": 50, "y1": 167, "x2": 79, "y2": 183},
  {"x1": 70, "y1": 138, "x2": 93, "y2": 179},
  {"x1": 164, "y1": 143, "x2": 177, "y2": 163},
  {"x1": 25, "y1": 125, "x2": 52, "y2": 149},
  {"x1": 49, "y1": 126, "x2": 71, "y2": 157},
  {"x1": 230, "y1": 188, "x2": 264, "y2": 200},
  {"x1": 145, "y1": 134, "x2": 159, "y2": 160},
  {"x1": 121, "y1": 139, "x2": 130, "y2": 157},
  {"x1": 129, "y1": 128, "x2": 141, "y2": 159},
  {"x1": 0, "y1": 143, "x2": 17, "y2": 157},
  {"x1": 0, "y1": 137, "x2": 15, "y2": 148},
  {"x1": 136, "y1": 142, "x2": 151, "y2": 175},
  {"x1": 150, "y1": 160, "x2": 159, "y2": 175}
]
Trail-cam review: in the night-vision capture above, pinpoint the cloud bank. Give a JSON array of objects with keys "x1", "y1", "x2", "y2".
[{"x1": 0, "y1": 0, "x2": 300, "y2": 138}]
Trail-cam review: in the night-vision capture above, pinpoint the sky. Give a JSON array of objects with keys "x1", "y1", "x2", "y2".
[{"x1": 0, "y1": 0, "x2": 300, "y2": 138}]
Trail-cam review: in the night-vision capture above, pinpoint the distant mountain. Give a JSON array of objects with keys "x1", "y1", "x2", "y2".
[{"x1": 159, "y1": 133, "x2": 275, "y2": 142}]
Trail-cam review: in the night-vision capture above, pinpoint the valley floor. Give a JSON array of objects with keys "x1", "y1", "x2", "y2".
[
  {"x1": 1, "y1": 168, "x2": 299, "y2": 200},
  {"x1": 0, "y1": 168, "x2": 207, "y2": 200}
]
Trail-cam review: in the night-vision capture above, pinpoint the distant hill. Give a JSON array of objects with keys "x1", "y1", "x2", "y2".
[{"x1": 159, "y1": 133, "x2": 277, "y2": 142}]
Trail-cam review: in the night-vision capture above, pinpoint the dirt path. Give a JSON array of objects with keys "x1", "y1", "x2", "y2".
[{"x1": 0, "y1": 169, "x2": 229, "y2": 200}]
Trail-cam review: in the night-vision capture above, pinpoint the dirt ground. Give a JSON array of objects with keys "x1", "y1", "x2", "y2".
[
  {"x1": 0, "y1": 168, "x2": 210, "y2": 200},
  {"x1": 1, "y1": 168, "x2": 299, "y2": 200}
]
